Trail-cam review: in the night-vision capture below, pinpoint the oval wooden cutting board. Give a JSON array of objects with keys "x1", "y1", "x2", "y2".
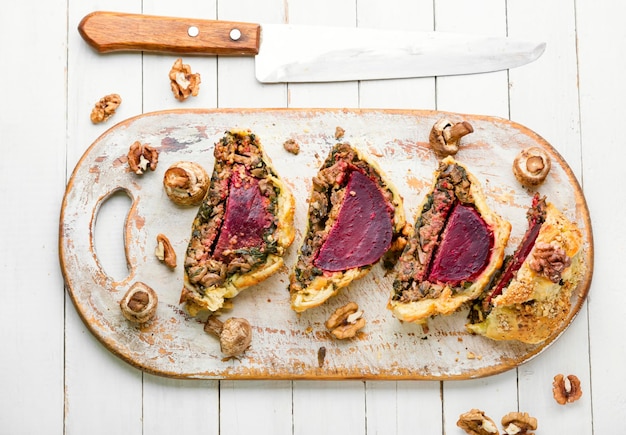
[{"x1": 59, "y1": 108, "x2": 593, "y2": 380}]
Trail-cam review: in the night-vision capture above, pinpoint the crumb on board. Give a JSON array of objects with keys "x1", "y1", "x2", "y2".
[
  {"x1": 283, "y1": 138, "x2": 300, "y2": 155},
  {"x1": 335, "y1": 126, "x2": 345, "y2": 139}
]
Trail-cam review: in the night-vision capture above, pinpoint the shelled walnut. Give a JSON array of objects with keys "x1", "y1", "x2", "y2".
[
  {"x1": 90, "y1": 93, "x2": 121, "y2": 124},
  {"x1": 169, "y1": 58, "x2": 201, "y2": 101},
  {"x1": 325, "y1": 302, "x2": 366, "y2": 339},
  {"x1": 553, "y1": 374, "x2": 582, "y2": 404},
  {"x1": 501, "y1": 412, "x2": 537, "y2": 435},
  {"x1": 120, "y1": 282, "x2": 158, "y2": 324},
  {"x1": 155, "y1": 233, "x2": 176, "y2": 268},
  {"x1": 127, "y1": 141, "x2": 159, "y2": 175},
  {"x1": 457, "y1": 409, "x2": 499, "y2": 435},
  {"x1": 529, "y1": 242, "x2": 571, "y2": 283}
]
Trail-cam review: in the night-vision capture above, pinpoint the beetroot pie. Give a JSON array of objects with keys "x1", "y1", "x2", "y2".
[
  {"x1": 388, "y1": 156, "x2": 511, "y2": 324},
  {"x1": 289, "y1": 143, "x2": 407, "y2": 313},
  {"x1": 466, "y1": 194, "x2": 585, "y2": 344},
  {"x1": 181, "y1": 130, "x2": 295, "y2": 315}
]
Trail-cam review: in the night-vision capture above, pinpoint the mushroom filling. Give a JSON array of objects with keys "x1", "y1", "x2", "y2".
[{"x1": 392, "y1": 161, "x2": 494, "y2": 303}]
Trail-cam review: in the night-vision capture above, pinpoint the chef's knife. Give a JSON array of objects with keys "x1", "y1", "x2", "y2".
[{"x1": 78, "y1": 11, "x2": 546, "y2": 83}]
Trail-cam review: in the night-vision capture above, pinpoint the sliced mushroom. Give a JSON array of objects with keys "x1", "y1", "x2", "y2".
[
  {"x1": 512, "y1": 147, "x2": 551, "y2": 186},
  {"x1": 429, "y1": 118, "x2": 474, "y2": 157}
]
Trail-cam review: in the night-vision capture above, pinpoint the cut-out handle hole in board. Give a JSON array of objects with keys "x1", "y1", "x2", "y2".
[{"x1": 93, "y1": 190, "x2": 132, "y2": 282}]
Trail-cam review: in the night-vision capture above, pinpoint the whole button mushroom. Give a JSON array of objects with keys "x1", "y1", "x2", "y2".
[
  {"x1": 120, "y1": 282, "x2": 158, "y2": 324},
  {"x1": 429, "y1": 118, "x2": 474, "y2": 157},
  {"x1": 163, "y1": 161, "x2": 210, "y2": 206},
  {"x1": 512, "y1": 147, "x2": 551, "y2": 186},
  {"x1": 204, "y1": 316, "x2": 253, "y2": 357}
]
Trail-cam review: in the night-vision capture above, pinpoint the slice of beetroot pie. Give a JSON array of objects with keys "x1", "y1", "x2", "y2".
[
  {"x1": 388, "y1": 156, "x2": 511, "y2": 325},
  {"x1": 289, "y1": 143, "x2": 407, "y2": 313},
  {"x1": 181, "y1": 130, "x2": 295, "y2": 316},
  {"x1": 466, "y1": 194, "x2": 585, "y2": 344}
]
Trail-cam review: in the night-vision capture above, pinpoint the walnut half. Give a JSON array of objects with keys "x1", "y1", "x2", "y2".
[
  {"x1": 128, "y1": 141, "x2": 159, "y2": 175},
  {"x1": 553, "y1": 374, "x2": 582, "y2": 405},
  {"x1": 155, "y1": 233, "x2": 177, "y2": 268},
  {"x1": 169, "y1": 58, "x2": 201, "y2": 101},
  {"x1": 501, "y1": 412, "x2": 537, "y2": 435},
  {"x1": 90, "y1": 93, "x2": 121, "y2": 124},
  {"x1": 325, "y1": 302, "x2": 366, "y2": 339},
  {"x1": 457, "y1": 409, "x2": 499, "y2": 435},
  {"x1": 529, "y1": 242, "x2": 571, "y2": 283}
]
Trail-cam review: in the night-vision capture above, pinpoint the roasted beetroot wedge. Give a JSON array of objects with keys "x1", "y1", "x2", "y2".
[
  {"x1": 388, "y1": 156, "x2": 511, "y2": 325},
  {"x1": 181, "y1": 130, "x2": 295, "y2": 315},
  {"x1": 467, "y1": 194, "x2": 585, "y2": 344},
  {"x1": 289, "y1": 143, "x2": 407, "y2": 313}
]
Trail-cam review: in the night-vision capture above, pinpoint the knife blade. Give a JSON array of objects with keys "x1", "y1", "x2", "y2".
[{"x1": 78, "y1": 11, "x2": 546, "y2": 83}]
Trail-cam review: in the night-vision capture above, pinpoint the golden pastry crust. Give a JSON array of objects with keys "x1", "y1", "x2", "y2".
[
  {"x1": 289, "y1": 143, "x2": 407, "y2": 313},
  {"x1": 466, "y1": 202, "x2": 584, "y2": 344},
  {"x1": 181, "y1": 130, "x2": 295, "y2": 316},
  {"x1": 388, "y1": 156, "x2": 511, "y2": 324}
]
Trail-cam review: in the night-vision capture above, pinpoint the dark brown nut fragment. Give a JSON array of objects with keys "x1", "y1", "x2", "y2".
[
  {"x1": 283, "y1": 138, "x2": 300, "y2": 155},
  {"x1": 325, "y1": 302, "x2": 366, "y2": 339},
  {"x1": 90, "y1": 93, "x2": 122, "y2": 124},
  {"x1": 457, "y1": 409, "x2": 499, "y2": 435},
  {"x1": 120, "y1": 282, "x2": 158, "y2": 323},
  {"x1": 163, "y1": 161, "x2": 209, "y2": 206},
  {"x1": 512, "y1": 146, "x2": 551, "y2": 186},
  {"x1": 552, "y1": 374, "x2": 582, "y2": 405},
  {"x1": 128, "y1": 141, "x2": 159, "y2": 175},
  {"x1": 169, "y1": 58, "x2": 201, "y2": 101},
  {"x1": 204, "y1": 316, "x2": 252, "y2": 357},
  {"x1": 528, "y1": 241, "x2": 571, "y2": 283},
  {"x1": 155, "y1": 233, "x2": 177, "y2": 268},
  {"x1": 501, "y1": 412, "x2": 537, "y2": 435},
  {"x1": 335, "y1": 126, "x2": 345, "y2": 140},
  {"x1": 429, "y1": 118, "x2": 474, "y2": 157}
]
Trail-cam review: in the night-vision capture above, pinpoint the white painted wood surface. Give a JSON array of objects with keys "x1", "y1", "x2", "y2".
[{"x1": 1, "y1": 1, "x2": 623, "y2": 435}]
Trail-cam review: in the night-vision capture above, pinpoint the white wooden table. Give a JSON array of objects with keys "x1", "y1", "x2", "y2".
[{"x1": 1, "y1": 0, "x2": 623, "y2": 433}]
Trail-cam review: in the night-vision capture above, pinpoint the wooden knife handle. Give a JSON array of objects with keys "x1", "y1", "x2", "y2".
[{"x1": 78, "y1": 11, "x2": 260, "y2": 55}]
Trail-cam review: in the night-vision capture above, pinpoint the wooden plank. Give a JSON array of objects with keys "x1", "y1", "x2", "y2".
[
  {"x1": 356, "y1": 2, "x2": 442, "y2": 434},
  {"x1": 139, "y1": 2, "x2": 221, "y2": 433},
  {"x1": 65, "y1": 1, "x2": 144, "y2": 434},
  {"x1": 220, "y1": 381, "x2": 293, "y2": 435},
  {"x1": 577, "y1": 0, "x2": 626, "y2": 433},
  {"x1": 433, "y1": 1, "x2": 519, "y2": 433},
  {"x1": 216, "y1": 2, "x2": 293, "y2": 435},
  {"x1": 293, "y1": 381, "x2": 366, "y2": 435},
  {"x1": 143, "y1": 376, "x2": 219, "y2": 434},
  {"x1": 0, "y1": 1, "x2": 67, "y2": 433},
  {"x1": 507, "y1": 0, "x2": 593, "y2": 433}
]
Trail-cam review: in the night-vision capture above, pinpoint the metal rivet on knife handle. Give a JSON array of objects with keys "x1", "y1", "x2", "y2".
[
  {"x1": 230, "y1": 28, "x2": 242, "y2": 41},
  {"x1": 188, "y1": 26, "x2": 199, "y2": 37},
  {"x1": 78, "y1": 11, "x2": 261, "y2": 55}
]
